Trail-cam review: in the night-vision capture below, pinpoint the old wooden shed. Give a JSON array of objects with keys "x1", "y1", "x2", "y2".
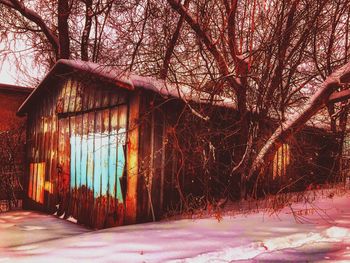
[
  {"x1": 18, "y1": 59, "x2": 235, "y2": 228},
  {"x1": 18, "y1": 60, "x2": 340, "y2": 229}
]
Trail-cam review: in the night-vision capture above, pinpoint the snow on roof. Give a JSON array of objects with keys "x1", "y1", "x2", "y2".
[
  {"x1": 56, "y1": 59, "x2": 133, "y2": 89},
  {"x1": 17, "y1": 59, "x2": 236, "y2": 115},
  {"x1": 129, "y1": 74, "x2": 236, "y2": 108},
  {"x1": 15, "y1": 59, "x2": 332, "y2": 132}
]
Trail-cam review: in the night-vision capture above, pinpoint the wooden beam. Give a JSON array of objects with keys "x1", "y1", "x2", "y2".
[
  {"x1": 328, "y1": 89, "x2": 350, "y2": 103},
  {"x1": 125, "y1": 91, "x2": 140, "y2": 224}
]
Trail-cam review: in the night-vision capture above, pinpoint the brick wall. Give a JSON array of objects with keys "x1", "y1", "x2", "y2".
[{"x1": 0, "y1": 85, "x2": 32, "y2": 206}]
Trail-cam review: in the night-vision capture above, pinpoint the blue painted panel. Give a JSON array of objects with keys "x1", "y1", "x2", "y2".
[
  {"x1": 94, "y1": 134, "x2": 102, "y2": 198},
  {"x1": 116, "y1": 128, "x2": 126, "y2": 202},
  {"x1": 81, "y1": 136, "x2": 88, "y2": 188},
  {"x1": 101, "y1": 133, "x2": 109, "y2": 196},
  {"x1": 70, "y1": 136, "x2": 76, "y2": 190},
  {"x1": 86, "y1": 133, "x2": 94, "y2": 193},
  {"x1": 108, "y1": 132, "x2": 117, "y2": 199},
  {"x1": 75, "y1": 135, "x2": 82, "y2": 189}
]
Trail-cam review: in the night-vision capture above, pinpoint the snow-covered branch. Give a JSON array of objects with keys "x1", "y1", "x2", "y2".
[{"x1": 248, "y1": 62, "x2": 350, "y2": 180}]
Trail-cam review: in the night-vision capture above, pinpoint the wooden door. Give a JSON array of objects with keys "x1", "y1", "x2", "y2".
[
  {"x1": 68, "y1": 105, "x2": 128, "y2": 228},
  {"x1": 57, "y1": 117, "x2": 71, "y2": 217}
]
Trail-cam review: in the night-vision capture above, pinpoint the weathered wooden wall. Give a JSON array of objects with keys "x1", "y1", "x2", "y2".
[
  {"x1": 260, "y1": 126, "x2": 339, "y2": 195},
  {"x1": 26, "y1": 75, "x2": 132, "y2": 228}
]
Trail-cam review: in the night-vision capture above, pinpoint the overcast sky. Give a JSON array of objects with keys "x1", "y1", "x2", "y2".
[{"x1": 0, "y1": 59, "x2": 17, "y2": 85}]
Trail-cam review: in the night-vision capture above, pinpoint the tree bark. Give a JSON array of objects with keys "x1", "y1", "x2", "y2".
[
  {"x1": 160, "y1": 0, "x2": 189, "y2": 79},
  {"x1": 58, "y1": 0, "x2": 70, "y2": 59},
  {"x1": 81, "y1": 0, "x2": 93, "y2": 61}
]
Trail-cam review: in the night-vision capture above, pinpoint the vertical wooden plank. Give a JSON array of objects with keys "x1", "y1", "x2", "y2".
[
  {"x1": 93, "y1": 110, "x2": 103, "y2": 228},
  {"x1": 101, "y1": 88, "x2": 110, "y2": 108},
  {"x1": 151, "y1": 107, "x2": 164, "y2": 219},
  {"x1": 31, "y1": 110, "x2": 39, "y2": 203},
  {"x1": 75, "y1": 116, "x2": 82, "y2": 218},
  {"x1": 63, "y1": 79, "x2": 72, "y2": 113},
  {"x1": 44, "y1": 99, "x2": 53, "y2": 209},
  {"x1": 117, "y1": 105, "x2": 127, "y2": 203},
  {"x1": 87, "y1": 83, "x2": 96, "y2": 111},
  {"x1": 41, "y1": 99, "x2": 49, "y2": 207},
  {"x1": 69, "y1": 116, "x2": 77, "y2": 217},
  {"x1": 79, "y1": 113, "x2": 88, "y2": 224},
  {"x1": 75, "y1": 81, "x2": 83, "y2": 112},
  {"x1": 94, "y1": 111, "x2": 102, "y2": 199},
  {"x1": 136, "y1": 95, "x2": 151, "y2": 222},
  {"x1": 38, "y1": 163, "x2": 45, "y2": 204},
  {"x1": 57, "y1": 118, "x2": 64, "y2": 214},
  {"x1": 94, "y1": 85, "x2": 102, "y2": 109},
  {"x1": 48, "y1": 86, "x2": 59, "y2": 210},
  {"x1": 99, "y1": 109, "x2": 110, "y2": 227},
  {"x1": 160, "y1": 115, "x2": 167, "y2": 211},
  {"x1": 38, "y1": 103, "x2": 46, "y2": 204},
  {"x1": 106, "y1": 107, "x2": 118, "y2": 226},
  {"x1": 69, "y1": 80, "x2": 77, "y2": 112},
  {"x1": 33, "y1": 163, "x2": 37, "y2": 202},
  {"x1": 102, "y1": 109, "x2": 110, "y2": 197},
  {"x1": 125, "y1": 91, "x2": 140, "y2": 224},
  {"x1": 26, "y1": 114, "x2": 34, "y2": 202},
  {"x1": 26, "y1": 115, "x2": 34, "y2": 202},
  {"x1": 50, "y1": 114, "x2": 59, "y2": 209},
  {"x1": 82, "y1": 81, "x2": 90, "y2": 112},
  {"x1": 115, "y1": 105, "x2": 127, "y2": 226},
  {"x1": 28, "y1": 163, "x2": 34, "y2": 199},
  {"x1": 86, "y1": 111, "x2": 95, "y2": 226},
  {"x1": 109, "y1": 90, "x2": 117, "y2": 106},
  {"x1": 57, "y1": 117, "x2": 70, "y2": 217},
  {"x1": 148, "y1": 107, "x2": 156, "y2": 221},
  {"x1": 63, "y1": 117, "x2": 71, "y2": 216},
  {"x1": 33, "y1": 105, "x2": 42, "y2": 202},
  {"x1": 70, "y1": 116, "x2": 76, "y2": 191}
]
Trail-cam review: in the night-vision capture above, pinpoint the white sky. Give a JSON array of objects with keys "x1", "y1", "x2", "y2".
[
  {"x1": 0, "y1": 58, "x2": 18, "y2": 85},
  {"x1": 0, "y1": 37, "x2": 43, "y2": 86}
]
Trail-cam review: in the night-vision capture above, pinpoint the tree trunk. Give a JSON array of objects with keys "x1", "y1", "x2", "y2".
[
  {"x1": 58, "y1": 0, "x2": 70, "y2": 59},
  {"x1": 81, "y1": 0, "x2": 93, "y2": 61},
  {"x1": 160, "y1": 0, "x2": 189, "y2": 79}
]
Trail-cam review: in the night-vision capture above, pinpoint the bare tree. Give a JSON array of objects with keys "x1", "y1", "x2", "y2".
[{"x1": 2, "y1": 0, "x2": 350, "y2": 204}]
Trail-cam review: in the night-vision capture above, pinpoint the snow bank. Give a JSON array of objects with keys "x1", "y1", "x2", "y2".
[{"x1": 0, "y1": 189, "x2": 350, "y2": 262}]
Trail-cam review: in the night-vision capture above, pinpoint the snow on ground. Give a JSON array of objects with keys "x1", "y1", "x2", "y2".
[
  {"x1": 1, "y1": 189, "x2": 350, "y2": 262},
  {"x1": 0, "y1": 211, "x2": 90, "y2": 250}
]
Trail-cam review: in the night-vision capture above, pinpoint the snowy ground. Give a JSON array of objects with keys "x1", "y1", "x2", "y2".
[{"x1": 1, "y1": 189, "x2": 350, "y2": 262}]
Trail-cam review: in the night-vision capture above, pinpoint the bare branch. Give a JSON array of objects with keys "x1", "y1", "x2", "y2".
[{"x1": 0, "y1": 0, "x2": 59, "y2": 55}]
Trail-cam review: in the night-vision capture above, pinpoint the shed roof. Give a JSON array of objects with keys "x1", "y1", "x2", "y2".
[
  {"x1": 0, "y1": 83, "x2": 33, "y2": 94},
  {"x1": 17, "y1": 59, "x2": 236, "y2": 115}
]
